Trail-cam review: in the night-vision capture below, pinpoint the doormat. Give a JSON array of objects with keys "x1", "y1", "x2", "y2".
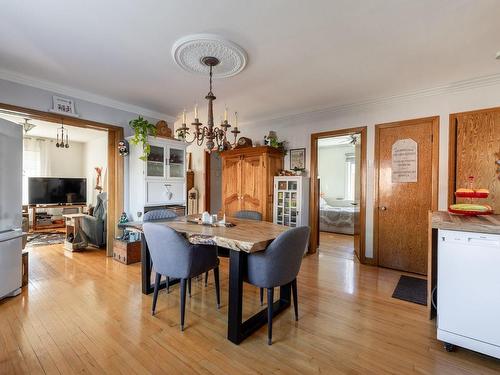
[
  {"x1": 392, "y1": 275, "x2": 427, "y2": 306},
  {"x1": 27, "y1": 232, "x2": 65, "y2": 247}
]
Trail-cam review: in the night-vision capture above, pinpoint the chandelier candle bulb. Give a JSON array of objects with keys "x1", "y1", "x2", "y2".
[
  {"x1": 194, "y1": 104, "x2": 198, "y2": 120},
  {"x1": 224, "y1": 106, "x2": 228, "y2": 121},
  {"x1": 182, "y1": 109, "x2": 187, "y2": 124}
]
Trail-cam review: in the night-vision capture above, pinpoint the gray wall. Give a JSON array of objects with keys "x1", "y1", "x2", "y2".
[{"x1": 0, "y1": 78, "x2": 170, "y2": 215}]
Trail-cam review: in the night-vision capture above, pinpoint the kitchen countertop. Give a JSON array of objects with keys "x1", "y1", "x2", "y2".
[{"x1": 431, "y1": 211, "x2": 500, "y2": 234}]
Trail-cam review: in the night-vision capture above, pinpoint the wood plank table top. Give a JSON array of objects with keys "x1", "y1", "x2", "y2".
[
  {"x1": 431, "y1": 211, "x2": 500, "y2": 235},
  {"x1": 121, "y1": 215, "x2": 289, "y2": 253}
]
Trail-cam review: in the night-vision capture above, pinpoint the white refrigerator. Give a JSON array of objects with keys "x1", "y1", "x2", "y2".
[{"x1": 0, "y1": 118, "x2": 23, "y2": 300}]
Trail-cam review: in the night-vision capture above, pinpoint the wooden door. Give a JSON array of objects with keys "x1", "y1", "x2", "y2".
[
  {"x1": 240, "y1": 155, "x2": 263, "y2": 214},
  {"x1": 454, "y1": 110, "x2": 500, "y2": 213},
  {"x1": 222, "y1": 155, "x2": 241, "y2": 215},
  {"x1": 375, "y1": 117, "x2": 439, "y2": 275}
]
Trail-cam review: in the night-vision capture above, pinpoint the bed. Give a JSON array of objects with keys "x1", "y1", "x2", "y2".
[{"x1": 319, "y1": 203, "x2": 359, "y2": 235}]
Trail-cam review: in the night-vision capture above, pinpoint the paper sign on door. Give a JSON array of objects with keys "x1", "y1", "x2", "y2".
[{"x1": 392, "y1": 138, "x2": 417, "y2": 183}]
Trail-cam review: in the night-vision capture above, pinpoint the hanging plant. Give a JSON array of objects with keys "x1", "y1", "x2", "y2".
[{"x1": 129, "y1": 116, "x2": 157, "y2": 161}]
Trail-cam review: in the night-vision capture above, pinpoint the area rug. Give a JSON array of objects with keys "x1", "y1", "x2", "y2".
[
  {"x1": 27, "y1": 232, "x2": 65, "y2": 247},
  {"x1": 392, "y1": 275, "x2": 427, "y2": 306}
]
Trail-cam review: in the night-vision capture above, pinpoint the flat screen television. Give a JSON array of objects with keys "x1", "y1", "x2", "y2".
[{"x1": 28, "y1": 177, "x2": 87, "y2": 205}]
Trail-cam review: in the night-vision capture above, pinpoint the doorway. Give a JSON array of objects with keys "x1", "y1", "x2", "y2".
[
  {"x1": 310, "y1": 127, "x2": 367, "y2": 261},
  {"x1": 0, "y1": 103, "x2": 123, "y2": 256},
  {"x1": 374, "y1": 116, "x2": 439, "y2": 275},
  {"x1": 204, "y1": 151, "x2": 223, "y2": 214}
]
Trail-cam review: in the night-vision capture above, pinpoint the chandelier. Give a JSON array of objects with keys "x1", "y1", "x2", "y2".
[
  {"x1": 55, "y1": 119, "x2": 70, "y2": 148},
  {"x1": 176, "y1": 56, "x2": 241, "y2": 152},
  {"x1": 21, "y1": 118, "x2": 36, "y2": 134}
]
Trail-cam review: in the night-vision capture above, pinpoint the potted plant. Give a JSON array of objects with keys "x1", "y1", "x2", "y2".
[
  {"x1": 264, "y1": 131, "x2": 287, "y2": 155},
  {"x1": 129, "y1": 116, "x2": 157, "y2": 161}
]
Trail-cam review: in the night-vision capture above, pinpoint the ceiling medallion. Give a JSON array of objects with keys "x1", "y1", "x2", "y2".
[{"x1": 171, "y1": 34, "x2": 248, "y2": 78}]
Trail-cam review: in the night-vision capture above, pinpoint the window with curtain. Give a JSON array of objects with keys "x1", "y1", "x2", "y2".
[
  {"x1": 22, "y1": 138, "x2": 50, "y2": 204},
  {"x1": 345, "y1": 152, "x2": 356, "y2": 200}
]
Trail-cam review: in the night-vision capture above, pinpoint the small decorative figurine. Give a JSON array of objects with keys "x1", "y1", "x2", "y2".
[
  {"x1": 118, "y1": 212, "x2": 129, "y2": 224},
  {"x1": 95, "y1": 167, "x2": 103, "y2": 192}
]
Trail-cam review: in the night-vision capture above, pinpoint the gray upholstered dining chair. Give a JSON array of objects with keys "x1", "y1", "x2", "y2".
[
  {"x1": 245, "y1": 226, "x2": 310, "y2": 345},
  {"x1": 231, "y1": 210, "x2": 267, "y2": 304},
  {"x1": 143, "y1": 209, "x2": 178, "y2": 293},
  {"x1": 143, "y1": 208, "x2": 177, "y2": 222},
  {"x1": 233, "y1": 210, "x2": 263, "y2": 221},
  {"x1": 143, "y1": 223, "x2": 220, "y2": 331},
  {"x1": 204, "y1": 209, "x2": 263, "y2": 287}
]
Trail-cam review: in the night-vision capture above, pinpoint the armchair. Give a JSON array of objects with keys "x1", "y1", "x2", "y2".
[{"x1": 82, "y1": 192, "x2": 107, "y2": 247}]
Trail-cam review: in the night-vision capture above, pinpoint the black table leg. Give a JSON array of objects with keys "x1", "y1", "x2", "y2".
[
  {"x1": 141, "y1": 235, "x2": 179, "y2": 295},
  {"x1": 227, "y1": 249, "x2": 292, "y2": 345},
  {"x1": 227, "y1": 249, "x2": 245, "y2": 343}
]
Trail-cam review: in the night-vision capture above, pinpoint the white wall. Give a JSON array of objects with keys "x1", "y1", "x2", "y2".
[
  {"x1": 45, "y1": 138, "x2": 85, "y2": 178},
  {"x1": 318, "y1": 145, "x2": 354, "y2": 203},
  {"x1": 84, "y1": 136, "x2": 108, "y2": 206},
  {"x1": 182, "y1": 78, "x2": 500, "y2": 259}
]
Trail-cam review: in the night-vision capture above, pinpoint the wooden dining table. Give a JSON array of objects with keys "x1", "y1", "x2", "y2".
[{"x1": 121, "y1": 215, "x2": 290, "y2": 344}]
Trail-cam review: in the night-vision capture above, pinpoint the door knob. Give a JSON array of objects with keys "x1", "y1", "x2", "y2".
[{"x1": 380, "y1": 206, "x2": 387, "y2": 211}]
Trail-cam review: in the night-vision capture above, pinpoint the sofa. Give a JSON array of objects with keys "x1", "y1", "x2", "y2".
[{"x1": 82, "y1": 192, "x2": 107, "y2": 247}]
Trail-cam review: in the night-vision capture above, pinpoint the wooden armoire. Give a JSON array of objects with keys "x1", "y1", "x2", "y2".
[{"x1": 221, "y1": 146, "x2": 284, "y2": 221}]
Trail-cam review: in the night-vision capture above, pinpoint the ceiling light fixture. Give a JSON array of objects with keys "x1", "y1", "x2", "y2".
[
  {"x1": 176, "y1": 56, "x2": 241, "y2": 152},
  {"x1": 55, "y1": 119, "x2": 70, "y2": 149},
  {"x1": 21, "y1": 118, "x2": 36, "y2": 134},
  {"x1": 172, "y1": 34, "x2": 248, "y2": 152}
]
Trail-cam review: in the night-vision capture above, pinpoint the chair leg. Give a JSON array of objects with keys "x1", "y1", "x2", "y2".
[
  {"x1": 205, "y1": 271, "x2": 209, "y2": 287},
  {"x1": 291, "y1": 279, "x2": 299, "y2": 321},
  {"x1": 188, "y1": 278, "x2": 192, "y2": 297},
  {"x1": 151, "y1": 272, "x2": 161, "y2": 315},
  {"x1": 214, "y1": 267, "x2": 220, "y2": 309},
  {"x1": 166, "y1": 276, "x2": 170, "y2": 294},
  {"x1": 260, "y1": 288, "x2": 264, "y2": 306},
  {"x1": 180, "y1": 278, "x2": 187, "y2": 331},
  {"x1": 267, "y1": 288, "x2": 274, "y2": 345}
]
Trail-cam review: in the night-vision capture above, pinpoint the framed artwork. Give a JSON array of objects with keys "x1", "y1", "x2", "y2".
[{"x1": 290, "y1": 148, "x2": 306, "y2": 170}]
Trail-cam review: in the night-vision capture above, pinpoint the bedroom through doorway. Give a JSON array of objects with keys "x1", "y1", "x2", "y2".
[{"x1": 317, "y1": 133, "x2": 362, "y2": 260}]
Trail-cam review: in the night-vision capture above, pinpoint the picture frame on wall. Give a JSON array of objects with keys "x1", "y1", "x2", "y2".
[{"x1": 290, "y1": 148, "x2": 306, "y2": 170}]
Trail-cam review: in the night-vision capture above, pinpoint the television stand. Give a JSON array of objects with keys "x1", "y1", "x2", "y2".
[{"x1": 30, "y1": 204, "x2": 86, "y2": 231}]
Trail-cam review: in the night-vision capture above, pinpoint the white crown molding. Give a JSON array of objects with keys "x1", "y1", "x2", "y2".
[
  {"x1": 0, "y1": 68, "x2": 175, "y2": 122},
  {"x1": 242, "y1": 72, "x2": 500, "y2": 127}
]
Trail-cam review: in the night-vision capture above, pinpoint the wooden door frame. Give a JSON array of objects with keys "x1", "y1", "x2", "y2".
[
  {"x1": 448, "y1": 106, "x2": 500, "y2": 207},
  {"x1": 309, "y1": 126, "x2": 367, "y2": 261},
  {"x1": 373, "y1": 116, "x2": 439, "y2": 266},
  {"x1": 0, "y1": 102, "x2": 124, "y2": 257}
]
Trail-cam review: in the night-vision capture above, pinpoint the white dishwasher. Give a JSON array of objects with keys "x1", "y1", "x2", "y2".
[{"x1": 437, "y1": 229, "x2": 500, "y2": 358}]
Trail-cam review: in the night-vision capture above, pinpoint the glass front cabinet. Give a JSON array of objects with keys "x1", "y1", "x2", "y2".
[
  {"x1": 128, "y1": 136, "x2": 187, "y2": 221},
  {"x1": 273, "y1": 176, "x2": 309, "y2": 228},
  {"x1": 145, "y1": 142, "x2": 186, "y2": 180}
]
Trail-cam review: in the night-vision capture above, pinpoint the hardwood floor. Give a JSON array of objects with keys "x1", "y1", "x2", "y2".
[
  {"x1": 319, "y1": 231, "x2": 356, "y2": 260},
  {"x1": 1, "y1": 244, "x2": 500, "y2": 374}
]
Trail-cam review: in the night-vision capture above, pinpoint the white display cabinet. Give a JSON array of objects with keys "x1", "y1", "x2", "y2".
[
  {"x1": 273, "y1": 176, "x2": 309, "y2": 228},
  {"x1": 128, "y1": 136, "x2": 187, "y2": 221}
]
